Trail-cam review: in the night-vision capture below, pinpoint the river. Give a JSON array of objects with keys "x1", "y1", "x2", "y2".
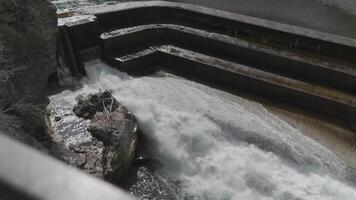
[
  {"x1": 50, "y1": 60, "x2": 356, "y2": 199},
  {"x1": 51, "y1": 0, "x2": 356, "y2": 199}
]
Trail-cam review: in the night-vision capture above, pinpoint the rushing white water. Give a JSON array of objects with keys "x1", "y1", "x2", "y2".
[{"x1": 51, "y1": 60, "x2": 356, "y2": 199}]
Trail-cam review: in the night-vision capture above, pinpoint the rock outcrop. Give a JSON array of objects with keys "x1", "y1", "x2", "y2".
[
  {"x1": 0, "y1": 0, "x2": 57, "y2": 147},
  {"x1": 0, "y1": 0, "x2": 57, "y2": 104},
  {"x1": 73, "y1": 90, "x2": 120, "y2": 119},
  {"x1": 88, "y1": 104, "x2": 137, "y2": 181},
  {"x1": 129, "y1": 167, "x2": 190, "y2": 200},
  {"x1": 46, "y1": 90, "x2": 138, "y2": 183},
  {"x1": 45, "y1": 102, "x2": 106, "y2": 178}
]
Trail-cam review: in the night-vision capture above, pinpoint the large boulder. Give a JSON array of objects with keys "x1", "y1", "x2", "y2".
[
  {"x1": 45, "y1": 103, "x2": 105, "y2": 178},
  {"x1": 89, "y1": 105, "x2": 138, "y2": 181},
  {"x1": 46, "y1": 90, "x2": 138, "y2": 182},
  {"x1": 129, "y1": 167, "x2": 190, "y2": 200}
]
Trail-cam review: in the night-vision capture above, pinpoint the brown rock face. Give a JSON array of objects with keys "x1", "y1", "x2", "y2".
[
  {"x1": 73, "y1": 90, "x2": 120, "y2": 119},
  {"x1": 89, "y1": 106, "x2": 138, "y2": 182},
  {"x1": 46, "y1": 91, "x2": 138, "y2": 183},
  {"x1": 0, "y1": 0, "x2": 57, "y2": 104},
  {"x1": 0, "y1": 0, "x2": 57, "y2": 146}
]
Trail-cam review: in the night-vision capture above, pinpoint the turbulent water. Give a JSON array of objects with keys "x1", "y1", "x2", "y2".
[{"x1": 50, "y1": 60, "x2": 356, "y2": 200}]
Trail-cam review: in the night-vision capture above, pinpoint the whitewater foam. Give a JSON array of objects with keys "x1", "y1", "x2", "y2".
[{"x1": 50, "y1": 60, "x2": 356, "y2": 199}]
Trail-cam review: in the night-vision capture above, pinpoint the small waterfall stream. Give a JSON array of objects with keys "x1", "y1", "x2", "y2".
[{"x1": 50, "y1": 60, "x2": 356, "y2": 199}]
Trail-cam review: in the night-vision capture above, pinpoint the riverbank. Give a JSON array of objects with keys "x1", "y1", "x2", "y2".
[{"x1": 0, "y1": 0, "x2": 57, "y2": 149}]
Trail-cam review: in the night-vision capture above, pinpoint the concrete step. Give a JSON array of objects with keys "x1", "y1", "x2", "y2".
[
  {"x1": 105, "y1": 45, "x2": 356, "y2": 127},
  {"x1": 101, "y1": 24, "x2": 356, "y2": 94},
  {"x1": 83, "y1": 1, "x2": 356, "y2": 64},
  {"x1": 58, "y1": 1, "x2": 356, "y2": 130}
]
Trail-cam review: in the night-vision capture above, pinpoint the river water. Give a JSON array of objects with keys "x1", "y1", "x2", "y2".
[
  {"x1": 51, "y1": 0, "x2": 356, "y2": 199},
  {"x1": 50, "y1": 60, "x2": 356, "y2": 199}
]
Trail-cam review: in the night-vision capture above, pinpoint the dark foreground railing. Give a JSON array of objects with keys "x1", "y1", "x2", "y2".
[{"x1": 0, "y1": 133, "x2": 133, "y2": 200}]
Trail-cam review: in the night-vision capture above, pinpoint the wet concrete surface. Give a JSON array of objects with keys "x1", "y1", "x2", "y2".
[
  {"x1": 171, "y1": 0, "x2": 356, "y2": 39},
  {"x1": 265, "y1": 104, "x2": 356, "y2": 170},
  {"x1": 54, "y1": 0, "x2": 356, "y2": 171},
  {"x1": 54, "y1": 0, "x2": 356, "y2": 39}
]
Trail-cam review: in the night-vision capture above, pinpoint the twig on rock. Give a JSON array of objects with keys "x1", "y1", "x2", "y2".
[
  {"x1": 109, "y1": 97, "x2": 114, "y2": 112},
  {"x1": 102, "y1": 100, "x2": 109, "y2": 121},
  {"x1": 2, "y1": 98, "x2": 26, "y2": 113}
]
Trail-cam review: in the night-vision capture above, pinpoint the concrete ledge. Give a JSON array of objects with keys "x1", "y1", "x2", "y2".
[
  {"x1": 101, "y1": 24, "x2": 356, "y2": 94},
  {"x1": 79, "y1": 1, "x2": 356, "y2": 63},
  {"x1": 0, "y1": 134, "x2": 133, "y2": 200},
  {"x1": 58, "y1": 15, "x2": 101, "y2": 75},
  {"x1": 105, "y1": 45, "x2": 356, "y2": 125}
]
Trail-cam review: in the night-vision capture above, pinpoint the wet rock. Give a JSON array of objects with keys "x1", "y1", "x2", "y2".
[
  {"x1": 45, "y1": 103, "x2": 106, "y2": 179},
  {"x1": 55, "y1": 116, "x2": 61, "y2": 122},
  {"x1": 73, "y1": 90, "x2": 119, "y2": 119},
  {"x1": 87, "y1": 96, "x2": 138, "y2": 182},
  {"x1": 69, "y1": 141, "x2": 105, "y2": 178},
  {"x1": 88, "y1": 106, "x2": 134, "y2": 144},
  {"x1": 46, "y1": 90, "x2": 138, "y2": 182},
  {"x1": 134, "y1": 158, "x2": 162, "y2": 172},
  {"x1": 129, "y1": 167, "x2": 191, "y2": 200}
]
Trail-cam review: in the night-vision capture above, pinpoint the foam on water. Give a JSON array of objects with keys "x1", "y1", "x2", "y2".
[{"x1": 51, "y1": 61, "x2": 356, "y2": 199}]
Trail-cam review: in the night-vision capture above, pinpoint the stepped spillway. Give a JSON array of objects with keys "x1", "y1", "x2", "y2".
[
  {"x1": 50, "y1": 60, "x2": 356, "y2": 199},
  {"x1": 52, "y1": 1, "x2": 356, "y2": 199},
  {"x1": 58, "y1": 1, "x2": 356, "y2": 131}
]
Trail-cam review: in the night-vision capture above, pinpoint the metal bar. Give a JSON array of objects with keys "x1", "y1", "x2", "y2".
[{"x1": 0, "y1": 133, "x2": 133, "y2": 200}]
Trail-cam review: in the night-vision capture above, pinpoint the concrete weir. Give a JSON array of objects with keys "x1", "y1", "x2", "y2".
[{"x1": 57, "y1": 1, "x2": 356, "y2": 131}]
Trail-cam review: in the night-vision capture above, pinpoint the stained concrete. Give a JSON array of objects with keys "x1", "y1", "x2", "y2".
[
  {"x1": 170, "y1": 0, "x2": 356, "y2": 39},
  {"x1": 103, "y1": 44, "x2": 356, "y2": 127},
  {"x1": 101, "y1": 24, "x2": 356, "y2": 94}
]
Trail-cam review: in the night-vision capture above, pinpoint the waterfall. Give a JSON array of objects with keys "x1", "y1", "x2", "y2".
[{"x1": 50, "y1": 60, "x2": 356, "y2": 199}]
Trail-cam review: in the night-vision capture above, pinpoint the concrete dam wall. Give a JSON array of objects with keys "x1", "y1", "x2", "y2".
[{"x1": 57, "y1": 1, "x2": 356, "y2": 131}]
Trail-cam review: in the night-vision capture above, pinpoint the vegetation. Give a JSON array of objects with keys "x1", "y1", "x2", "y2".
[{"x1": 0, "y1": 0, "x2": 56, "y2": 143}]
